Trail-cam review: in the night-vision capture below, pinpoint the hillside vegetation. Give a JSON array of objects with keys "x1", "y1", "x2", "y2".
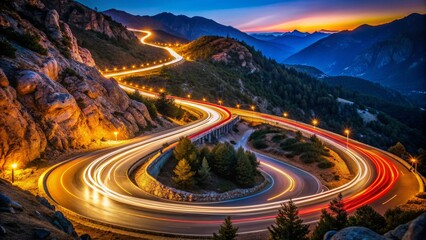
[
  {"x1": 124, "y1": 36, "x2": 425, "y2": 154},
  {"x1": 42, "y1": 0, "x2": 168, "y2": 69}
]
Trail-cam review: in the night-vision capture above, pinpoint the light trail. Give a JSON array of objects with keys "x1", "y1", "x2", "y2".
[{"x1": 39, "y1": 29, "x2": 422, "y2": 237}]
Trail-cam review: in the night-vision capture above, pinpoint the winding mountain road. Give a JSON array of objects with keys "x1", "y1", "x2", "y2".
[{"x1": 39, "y1": 30, "x2": 422, "y2": 237}]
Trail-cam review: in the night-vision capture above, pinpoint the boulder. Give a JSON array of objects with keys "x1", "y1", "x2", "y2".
[
  {"x1": 324, "y1": 230, "x2": 337, "y2": 240},
  {"x1": 330, "y1": 227, "x2": 386, "y2": 240},
  {"x1": 402, "y1": 213, "x2": 426, "y2": 240},
  {"x1": 16, "y1": 70, "x2": 42, "y2": 95},
  {"x1": 53, "y1": 211, "x2": 75, "y2": 235},
  {"x1": 40, "y1": 58, "x2": 60, "y2": 80},
  {"x1": 44, "y1": 9, "x2": 62, "y2": 40},
  {"x1": 33, "y1": 228, "x2": 51, "y2": 240},
  {"x1": 36, "y1": 196, "x2": 55, "y2": 211},
  {"x1": 385, "y1": 223, "x2": 409, "y2": 240}
]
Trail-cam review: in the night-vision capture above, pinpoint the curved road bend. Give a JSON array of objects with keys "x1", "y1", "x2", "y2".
[{"x1": 39, "y1": 30, "x2": 422, "y2": 237}]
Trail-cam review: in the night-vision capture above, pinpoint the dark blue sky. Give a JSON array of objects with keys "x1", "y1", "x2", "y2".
[{"x1": 77, "y1": 0, "x2": 426, "y2": 32}]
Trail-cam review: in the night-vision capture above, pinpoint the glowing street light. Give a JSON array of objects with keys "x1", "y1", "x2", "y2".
[
  {"x1": 283, "y1": 112, "x2": 288, "y2": 118},
  {"x1": 236, "y1": 104, "x2": 240, "y2": 109},
  {"x1": 202, "y1": 97, "x2": 207, "y2": 102},
  {"x1": 159, "y1": 88, "x2": 165, "y2": 93},
  {"x1": 187, "y1": 94, "x2": 191, "y2": 99},
  {"x1": 113, "y1": 131, "x2": 119, "y2": 141},
  {"x1": 250, "y1": 105, "x2": 255, "y2": 122},
  {"x1": 218, "y1": 100, "x2": 223, "y2": 105},
  {"x1": 410, "y1": 158, "x2": 418, "y2": 172},
  {"x1": 344, "y1": 129, "x2": 350, "y2": 148},
  {"x1": 312, "y1": 119, "x2": 319, "y2": 129},
  {"x1": 11, "y1": 163, "x2": 17, "y2": 183}
]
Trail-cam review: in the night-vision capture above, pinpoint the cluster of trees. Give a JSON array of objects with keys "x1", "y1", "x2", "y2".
[
  {"x1": 128, "y1": 91, "x2": 187, "y2": 121},
  {"x1": 213, "y1": 193, "x2": 425, "y2": 240},
  {"x1": 388, "y1": 142, "x2": 425, "y2": 176},
  {"x1": 172, "y1": 137, "x2": 260, "y2": 189}
]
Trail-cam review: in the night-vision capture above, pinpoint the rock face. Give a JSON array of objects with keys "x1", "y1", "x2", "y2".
[
  {"x1": 42, "y1": 0, "x2": 135, "y2": 41},
  {"x1": 0, "y1": 1, "x2": 155, "y2": 169},
  {"x1": 403, "y1": 213, "x2": 426, "y2": 240},
  {"x1": 330, "y1": 227, "x2": 386, "y2": 240}
]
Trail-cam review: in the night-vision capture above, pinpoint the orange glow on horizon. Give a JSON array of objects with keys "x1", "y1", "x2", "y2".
[{"x1": 243, "y1": 11, "x2": 426, "y2": 33}]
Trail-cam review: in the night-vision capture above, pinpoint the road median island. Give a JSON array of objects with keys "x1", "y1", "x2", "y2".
[{"x1": 133, "y1": 142, "x2": 271, "y2": 202}]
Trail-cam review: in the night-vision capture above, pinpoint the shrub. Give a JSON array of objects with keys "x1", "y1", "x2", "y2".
[
  {"x1": 0, "y1": 27, "x2": 47, "y2": 55},
  {"x1": 128, "y1": 91, "x2": 158, "y2": 119},
  {"x1": 271, "y1": 134, "x2": 286, "y2": 143},
  {"x1": 252, "y1": 139, "x2": 268, "y2": 149},
  {"x1": 317, "y1": 160, "x2": 335, "y2": 169},
  {"x1": 280, "y1": 138, "x2": 298, "y2": 150}
]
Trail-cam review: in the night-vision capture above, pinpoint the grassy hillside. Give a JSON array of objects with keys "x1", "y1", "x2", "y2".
[{"x1": 123, "y1": 36, "x2": 425, "y2": 153}]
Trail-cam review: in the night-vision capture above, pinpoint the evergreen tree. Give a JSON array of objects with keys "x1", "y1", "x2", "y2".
[
  {"x1": 211, "y1": 142, "x2": 237, "y2": 178},
  {"x1": 348, "y1": 205, "x2": 386, "y2": 233},
  {"x1": 172, "y1": 158, "x2": 195, "y2": 188},
  {"x1": 173, "y1": 137, "x2": 199, "y2": 169},
  {"x1": 329, "y1": 193, "x2": 348, "y2": 229},
  {"x1": 235, "y1": 148, "x2": 255, "y2": 187},
  {"x1": 311, "y1": 209, "x2": 335, "y2": 240},
  {"x1": 388, "y1": 142, "x2": 409, "y2": 160},
  {"x1": 311, "y1": 193, "x2": 348, "y2": 240},
  {"x1": 198, "y1": 157, "x2": 211, "y2": 186},
  {"x1": 213, "y1": 216, "x2": 238, "y2": 240},
  {"x1": 247, "y1": 150, "x2": 260, "y2": 175},
  {"x1": 268, "y1": 199, "x2": 309, "y2": 240}
]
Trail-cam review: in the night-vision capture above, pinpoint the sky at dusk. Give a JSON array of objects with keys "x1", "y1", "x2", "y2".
[{"x1": 77, "y1": 0, "x2": 426, "y2": 32}]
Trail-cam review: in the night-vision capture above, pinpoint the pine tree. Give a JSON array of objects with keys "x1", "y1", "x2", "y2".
[
  {"x1": 329, "y1": 193, "x2": 348, "y2": 229},
  {"x1": 172, "y1": 158, "x2": 195, "y2": 188},
  {"x1": 268, "y1": 199, "x2": 309, "y2": 240},
  {"x1": 311, "y1": 209, "x2": 335, "y2": 240},
  {"x1": 235, "y1": 149, "x2": 255, "y2": 188},
  {"x1": 311, "y1": 193, "x2": 348, "y2": 240},
  {"x1": 348, "y1": 205, "x2": 386, "y2": 233},
  {"x1": 211, "y1": 142, "x2": 236, "y2": 178},
  {"x1": 198, "y1": 157, "x2": 211, "y2": 186},
  {"x1": 247, "y1": 150, "x2": 260, "y2": 175},
  {"x1": 213, "y1": 216, "x2": 238, "y2": 240},
  {"x1": 173, "y1": 137, "x2": 199, "y2": 169}
]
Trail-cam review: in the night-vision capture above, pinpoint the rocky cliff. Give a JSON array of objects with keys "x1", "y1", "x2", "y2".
[{"x1": 0, "y1": 0, "x2": 155, "y2": 170}]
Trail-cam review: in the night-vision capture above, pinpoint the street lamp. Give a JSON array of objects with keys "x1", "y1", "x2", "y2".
[
  {"x1": 114, "y1": 131, "x2": 118, "y2": 141},
  {"x1": 187, "y1": 94, "x2": 191, "y2": 99},
  {"x1": 283, "y1": 112, "x2": 288, "y2": 118},
  {"x1": 236, "y1": 104, "x2": 240, "y2": 109},
  {"x1": 202, "y1": 97, "x2": 207, "y2": 102},
  {"x1": 251, "y1": 105, "x2": 255, "y2": 122},
  {"x1": 344, "y1": 129, "x2": 350, "y2": 148},
  {"x1": 159, "y1": 88, "x2": 164, "y2": 93},
  {"x1": 411, "y1": 158, "x2": 418, "y2": 172},
  {"x1": 312, "y1": 119, "x2": 318, "y2": 129},
  {"x1": 11, "y1": 163, "x2": 17, "y2": 183}
]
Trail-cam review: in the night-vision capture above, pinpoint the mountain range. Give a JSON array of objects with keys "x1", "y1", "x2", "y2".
[
  {"x1": 103, "y1": 9, "x2": 294, "y2": 61},
  {"x1": 285, "y1": 13, "x2": 426, "y2": 93},
  {"x1": 250, "y1": 30, "x2": 330, "y2": 52}
]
